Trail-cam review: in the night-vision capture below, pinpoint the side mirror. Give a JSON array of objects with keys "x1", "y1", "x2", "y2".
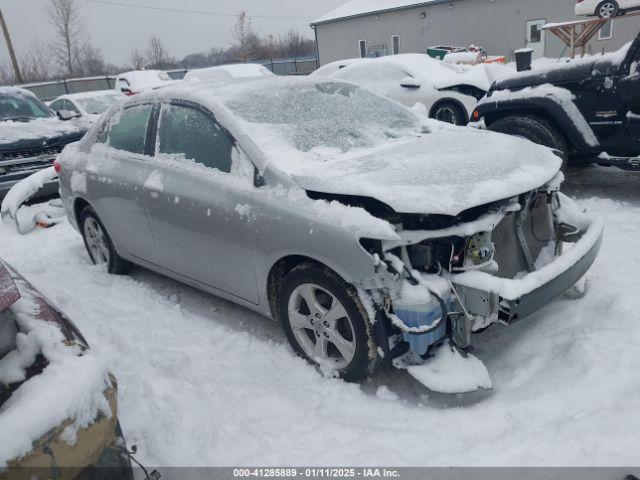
[
  {"x1": 120, "y1": 87, "x2": 133, "y2": 96},
  {"x1": 400, "y1": 76, "x2": 421, "y2": 89},
  {"x1": 57, "y1": 110, "x2": 80, "y2": 121}
]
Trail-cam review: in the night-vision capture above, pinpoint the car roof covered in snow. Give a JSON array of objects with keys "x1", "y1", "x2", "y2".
[
  {"x1": 311, "y1": 0, "x2": 440, "y2": 25},
  {"x1": 54, "y1": 90, "x2": 123, "y2": 102},
  {"x1": 184, "y1": 64, "x2": 274, "y2": 83},
  {"x1": 0, "y1": 87, "x2": 38, "y2": 97}
]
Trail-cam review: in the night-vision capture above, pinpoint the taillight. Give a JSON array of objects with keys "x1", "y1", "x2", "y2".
[{"x1": 54, "y1": 159, "x2": 61, "y2": 173}]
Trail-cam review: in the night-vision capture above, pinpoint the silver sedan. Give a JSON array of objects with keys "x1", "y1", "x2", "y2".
[{"x1": 57, "y1": 76, "x2": 602, "y2": 383}]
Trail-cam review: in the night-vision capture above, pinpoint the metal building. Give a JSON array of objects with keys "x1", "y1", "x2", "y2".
[{"x1": 311, "y1": 0, "x2": 640, "y2": 65}]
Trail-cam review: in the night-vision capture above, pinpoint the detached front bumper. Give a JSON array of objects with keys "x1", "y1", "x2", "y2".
[{"x1": 451, "y1": 215, "x2": 604, "y2": 323}]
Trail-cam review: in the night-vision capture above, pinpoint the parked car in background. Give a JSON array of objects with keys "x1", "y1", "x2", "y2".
[
  {"x1": 575, "y1": 0, "x2": 640, "y2": 17},
  {"x1": 49, "y1": 91, "x2": 123, "y2": 126},
  {"x1": 473, "y1": 32, "x2": 640, "y2": 169},
  {"x1": 184, "y1": 63, "x2": 274, "y2": 82},
  {"x1": 0, "y1": 259, "x2": 133, "y2": 478},
  {"x1": 326, "y1": 54, "x2": 507, "y2": 125},
  {"x1": 0, "y1": 87, "x2": 86, "y2": 201},
  {"x1": 57, "y1": 76, "x2": 601, "y2": 385},
  {"x1": 310, "y1": 58, "x2": 371, "y2": 77},
  {"x1": 114, "y1": 69, "x2": 178, "y2": 95}
]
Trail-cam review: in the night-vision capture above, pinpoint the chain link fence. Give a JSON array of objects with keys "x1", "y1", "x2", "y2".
[{"x1": 9, "y1": 57, "x2": 318, "y2": 101}]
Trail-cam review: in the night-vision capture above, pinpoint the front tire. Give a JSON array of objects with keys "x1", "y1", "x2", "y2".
[
  {"x1": 489, "y1": 114, "x2": 569, "y2": 165},
  {"x1": 431, "y1": 101, "x2": 468, "y2": 126},
  {"x1": 79, "y1": 206, "x2": 133, "y2": 275},
  {"x1": 596, "y1": 0, "x2": 619, "y2": 17},
  {"x1": 277, "y1": 263, "x2": 378, "y2": 382}
]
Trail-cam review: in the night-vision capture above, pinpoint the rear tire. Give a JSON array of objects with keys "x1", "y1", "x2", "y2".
[
  {"x1": 596, "y1": 0, "x2": 619, "y2": 17},
  {"x1": 277, "y1": 263, "x2": 378, "y2": 382},
  {"x1": 79, "y1": 206, "x2": 133, "y2": 275},
  {"x1": 431, "y1": 101, "x2": 468, "y2": 126},
  {"x1": 489, "y1": 114, "x2": 569, "y2": 165}
]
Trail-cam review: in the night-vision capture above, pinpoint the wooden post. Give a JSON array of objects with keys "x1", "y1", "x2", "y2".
[
  {"x1": 0, "y1": 8, "x2": 22, "y2": 84},
  {"x1": 570, "y1": 24, "x2": 576, "y2": 59}
]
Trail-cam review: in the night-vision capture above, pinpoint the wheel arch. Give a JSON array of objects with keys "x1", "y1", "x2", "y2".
[
  {"x1": 265, "y1": 254, "x2": 354, "y2": 320},
  {"x1": 73, "y1": 196, "x2": 92, "y2": 228},
  {"x1": 428, "y1": 97, "x2": 470, "y2": 124},
  {"x1": 481, "y1": 103, "x2": 583, "y2": 151}
]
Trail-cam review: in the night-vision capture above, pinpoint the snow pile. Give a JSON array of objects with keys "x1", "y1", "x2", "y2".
[
  {"x1": 0, "y1": 181, "x2": 639, "y2": 466},
  {"x1": 407, "y1": 343, "x2": 492, "y2": 393},
  {"x1": 0, "y1": 280, "x2": 112, "y2": 467},
  {"x1": 1, "y1": 166, "x2": 58, "y2": 232},
  {"x1": 480, "y1": 84, "x2": 599, "y2": 147}
]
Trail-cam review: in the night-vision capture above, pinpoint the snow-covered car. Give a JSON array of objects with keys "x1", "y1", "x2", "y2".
[
  {"x1": 115, "y1": 69, "x2": 179, "y2": 96},
  {"x1": 326, "y1": 54, "x2": 508, "y2": 125},
  {"x1": 310, "y1": 58, "x2": 371, "y2": 77},
  {"x1": 56, "y1": 76, "x2": 602, "y2": 388},
  {"x1": 49, "y1": 90, "x2": 123, "y2": 126},
  {"x1": 0, "y1": 87, "x2": 86, "y2": 201},
  {"x1": 575, "y1": 0, "x2": 640, "y2": 17},
  {"x1": 0, "y1": 259, "x2": 133, "y2": 477},
  {"x1": 184, "y1": 63, "x2": 274, "y2": 83}
]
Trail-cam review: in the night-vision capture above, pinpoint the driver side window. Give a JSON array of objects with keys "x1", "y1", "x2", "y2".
[{"x1": 157, "y1": 103, "x2": 234, "y2": 174}]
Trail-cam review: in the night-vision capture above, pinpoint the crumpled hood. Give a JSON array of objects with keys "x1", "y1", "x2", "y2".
[{"x1": 292, "y1": 125, "x2": 562, "y2": 216}]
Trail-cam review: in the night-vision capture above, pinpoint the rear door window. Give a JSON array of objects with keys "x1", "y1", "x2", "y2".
[
  {"x1": 106, "y1": 104, "x2": 153, "y2": 155},
  {"x1": 157, "y1": 103, "x2": 233, "y2": 173}
]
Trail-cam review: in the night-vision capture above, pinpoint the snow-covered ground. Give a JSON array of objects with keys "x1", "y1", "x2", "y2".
[{"x1": 1, "y1": 165, "x2": 639, "y2": 468}]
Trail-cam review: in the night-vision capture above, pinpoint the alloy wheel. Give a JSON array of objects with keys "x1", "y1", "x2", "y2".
[
  {"x1": 598, "y1": 2, "x2": 617, "y2": 17},
  {"x1": 287, "y1": 283, "x2": 356, "y2": 368},
  {"x1": 83, "y1": 217, "x2": 110, "y2": 266}
]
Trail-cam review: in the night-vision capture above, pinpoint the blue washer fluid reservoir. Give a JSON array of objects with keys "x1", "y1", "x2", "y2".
[{"x1": 394, "y1": 292, "x2": 451, "y2": 356}]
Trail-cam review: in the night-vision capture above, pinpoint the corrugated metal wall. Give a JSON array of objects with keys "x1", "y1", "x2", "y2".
[{"x1": 314, "y1": 0, "x2": 639, "y2": 65}]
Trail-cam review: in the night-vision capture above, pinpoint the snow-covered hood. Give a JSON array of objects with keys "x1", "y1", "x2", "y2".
[
  {"x1": 0, "y1": 117, "x2": 85, "y2": 149},
  {"x1": 291, "y1": 126, "x2": 562, "y2": 216}
]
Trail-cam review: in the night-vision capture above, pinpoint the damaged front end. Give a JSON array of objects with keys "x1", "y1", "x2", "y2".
[{"x1": 357, "y1": 175, "x2": 603, "y2": 391}]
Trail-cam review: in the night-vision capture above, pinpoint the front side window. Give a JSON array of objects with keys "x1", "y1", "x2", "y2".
[
  {"x1": 106, "y1": 104, "x2": 153, "y2": 154},
  {"x1": 65, "y1": 100, "x2": 80, "y2": 114},
  {"x1": 157, "y1": 103, "x2": 233, "y2": 174},
  {"x1": 49, "y1": 99, "x2": 64, "y2": 112}
]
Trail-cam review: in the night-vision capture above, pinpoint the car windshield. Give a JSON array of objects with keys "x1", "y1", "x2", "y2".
[
  {"x1": 222, "y1": 80, "x2": 419, "y2": 153},
  {"x1": 0, "y1": 92, "x2": 53, "y2": 121},
  {"x1": 77, "y1": 94, "x2": 121, "y2": 115}
]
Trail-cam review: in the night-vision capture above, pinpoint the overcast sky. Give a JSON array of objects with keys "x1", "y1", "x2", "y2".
[{"x1": 0, "y1": 0, "x2": 344, "y2": 67}]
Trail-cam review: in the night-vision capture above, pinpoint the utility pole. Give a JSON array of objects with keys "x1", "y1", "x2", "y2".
[{"x1": 0, "y1": 8, "x2": 22, "y2": 84}]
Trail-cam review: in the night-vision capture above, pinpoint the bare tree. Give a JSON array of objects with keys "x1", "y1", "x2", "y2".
[
  {"x1": 20, "y1": 42, "x2": 53, "y2": 82},
  {"x1": 145, "y1": 36, "x2": 172, "y2": 69},
  {"x1": 232, "y1": 11, "x2": 261, "y2": 62},
  {"x1": 129, "y1": 48, "x2": 146, "y2": 69},
  {"x1": 47, "y1": 0, "x2": 84, "y2": 76},
  {"x1": 77, "y1": 43, "x2": 105, "y2": 76}
]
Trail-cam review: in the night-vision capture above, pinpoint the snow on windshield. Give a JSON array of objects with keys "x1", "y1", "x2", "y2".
[
  {"x1": 223, "y1": 79, "x2": 420, "y2": 154},
  {"x1": 76, "y1": 94, "x2": 120, "y2": 115},
  {"x1": 0, "y1": 92, "x2": 52, "y2": 121}
]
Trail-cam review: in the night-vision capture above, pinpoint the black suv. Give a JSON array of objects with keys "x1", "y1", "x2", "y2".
[
  {"x1": 473, "y1": 32, "x2": 640, "y2": 170},
  {"x1": 0, "y1": 87, "x2": 86, "y2": 200}
]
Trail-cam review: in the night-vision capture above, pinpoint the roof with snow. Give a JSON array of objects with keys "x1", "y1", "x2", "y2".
[{"x1": 311, "y1": 0, "x2": 440, "y2": 25}]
